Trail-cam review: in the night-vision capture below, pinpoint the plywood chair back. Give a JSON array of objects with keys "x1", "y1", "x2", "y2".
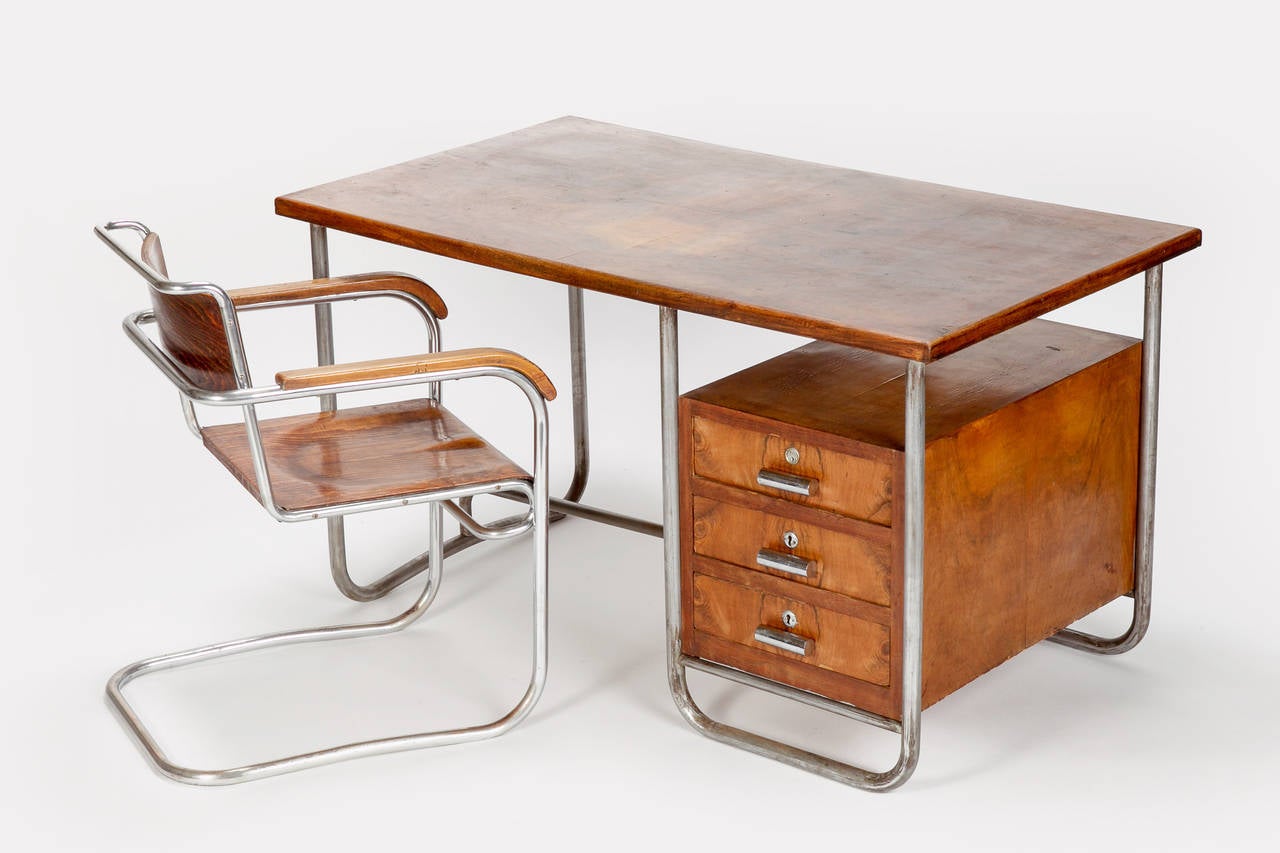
[{"x1": 136, "y1": 231, "x2": 239, "y2": 392}]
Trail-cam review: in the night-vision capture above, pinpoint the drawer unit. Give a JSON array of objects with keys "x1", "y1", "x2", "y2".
[
  {"x1": 691, "y1": 493, "x2": 892, "y2": 607},
  {"x1": 679, "y1": 319, "x2": 1142, "y2": 721},
  {"x1": 692, "y1": 571, "x2": 891, "y2": 687},
  {"x1": 689, "y1": 414, "x2": 894, "y2": 525}
]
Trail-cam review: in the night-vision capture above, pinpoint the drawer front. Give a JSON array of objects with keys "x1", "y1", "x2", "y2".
[
  {"x1": 691, "y1": 572, "x2": 890, "y2": 687},
  {"x1": 690, "y1": 414, "x2": 893, "y2": 525},
  {"x1": 691, "y1": 496, "x2": 892, "y2": 607}
]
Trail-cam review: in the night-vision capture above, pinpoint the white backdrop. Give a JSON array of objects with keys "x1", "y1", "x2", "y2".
[{"x1": 3, "y1": 1, "x2": 1276, "y2": 849}]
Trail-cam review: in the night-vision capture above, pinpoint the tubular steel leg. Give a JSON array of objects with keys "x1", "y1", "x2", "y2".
[
  {"x1": 311, "y1": 224, "x2": 360, "y2": 599},
  {"x1": 328, "y1": 520, "x2": 483, "y2": 603},
  {"x1": 1049, "y1": 264, "x2": 1162, "y2": 655},
  {"x1": 107, "y1": 477, "x2": 550, "y2": 786},
  {"x1": 311, "y1": 225, "x2": 336, "y2": 414},
  {"x1": 336, "y1": 284, "x2": 619, "y2": 601},
  {"x1": 661, "y1": 305, "x2": 925, "y2": 792},
  {"x1": 313, "y1": 222, "x2": 460, "y2": 602},
  {"x1": 564, "y1": 286, "x2": 590, "y2": 503}
]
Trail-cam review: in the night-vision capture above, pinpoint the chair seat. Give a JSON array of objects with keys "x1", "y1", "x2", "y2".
[{"x1": 202, "y1": 398, "x2": 530, "y2": 512}]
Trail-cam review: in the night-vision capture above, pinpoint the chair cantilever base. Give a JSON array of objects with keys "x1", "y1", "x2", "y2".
[{"x1": 106, "y1": 482, "x2": 549, "y2": 786}]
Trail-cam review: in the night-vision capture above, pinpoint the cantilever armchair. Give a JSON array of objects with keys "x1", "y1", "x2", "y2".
[{"x1": 96, "y1": 219, "x2": 555, "y2": 785}]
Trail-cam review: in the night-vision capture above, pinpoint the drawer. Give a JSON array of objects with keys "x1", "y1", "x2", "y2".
[
  {"x1": 691, "y1": 572, "x2": 890, "y2": 687},
  {"x1": 691, "y1": 495, "x2": 892, "y2": 607},
  {"x1": 689, "y1": 414, "x2": 893, "y2": 525}
]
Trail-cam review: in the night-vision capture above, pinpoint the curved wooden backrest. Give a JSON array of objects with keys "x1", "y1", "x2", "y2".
[{"x1": 139, "y1": 232, "x2": 239, "y2": 392}]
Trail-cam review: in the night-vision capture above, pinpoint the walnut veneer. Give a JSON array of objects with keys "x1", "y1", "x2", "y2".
[
  {"x1": 277, "y1": 116, "x2": 1200, "y2": 361},
  {"x1": 679, "y1": 319, "x2": 1142, "y2": 719},
  {"x1": 202, "y1": 398, "x2": 529, "y2": 512}
]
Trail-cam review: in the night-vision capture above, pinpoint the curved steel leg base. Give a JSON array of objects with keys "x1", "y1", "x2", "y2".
[
  {"x1": 1049, "y1": 264, "x2": 1162, "y2": 658},
  {"x1": 107, "y1": 490, "x2": 550, "y2": 786},
  {"x1": 328, "y1": 494, "x2": 539, "y2": 603},
  {"x1": 671, "y1": 656, "x2": 918, "y2": 791},
  {"x1": 658, "y1": 308, "x2": 925, "y2": 792},
  {"x1": 1047, "y1": 603, "x2": 1150, "y2": 655},
  {"x1": 328, "y1": 514, "x2": 480, "y2": 603}
]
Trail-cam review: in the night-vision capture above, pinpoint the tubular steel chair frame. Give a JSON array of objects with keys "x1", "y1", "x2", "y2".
[{"x1": 97, "y1": 220, "x2": 552, "y2": 785}]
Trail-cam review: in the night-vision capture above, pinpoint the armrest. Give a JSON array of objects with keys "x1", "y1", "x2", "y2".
[
  {"x1": 275, "y1": 347, "x2": 557, "y2": 400},
  {"x1": 227, "y1": 273, "x2": 448, "y2": 319}
]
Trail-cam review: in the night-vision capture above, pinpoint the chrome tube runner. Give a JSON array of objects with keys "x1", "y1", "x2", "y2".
[
  {"x1": 662, "y1": 305, "x2": 926, "y2": 791},
  {"x1": 104, "y1": 371, "x2": 551, "y2": 785},
  {"x1": 1049, "y1": 263, "x2": 1162, "y2": 654},
  {"x1": 101, "y1": 221, "x2": 553, "y2": 783}
]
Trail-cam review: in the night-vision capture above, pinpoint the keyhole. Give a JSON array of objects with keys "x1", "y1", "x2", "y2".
[
  {"x1": 782, "y1": 610, "x2": 798, "y2": 629},
  {"x1": 783, "y1": 531, "x2": 799, "y2": 549}
]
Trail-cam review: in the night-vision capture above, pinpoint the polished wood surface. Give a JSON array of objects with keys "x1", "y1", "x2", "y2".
[
  {"x1": 139, "y1": 231, "x2": 239, "y2": 392},
  {"x1": 228, "y1": 272, "x2": 450, "y2": 318},
  {"x1": 680, "y1": 397, "x2": 898, "y2": 719},
  {"x1": 692, "y1": 572, "x2": 891, "y2": 687},
  {"x1": 277, "y1": 116, "x2": 1200, "y2": 360},
  {"x1": 148, "y1": 290, "x2": 237, "y2": 392},
  {"x1": 681, "y1": 319, "x2": 1141, "y2": 718},
  {"x1": 140, "y1": 232, "x2": 169, "y2": 278},
  {"x1": 689, "y1": 412, "x2": 894, "y2": 524},
  {"x1": 690, "y1": 319, "x2": 1140, "y2": 449},
  {"x1": 202, "y1": 398, "x2": 529, "y2": 512},
  {"x1": 692, "y1": 495, "x2": 892, "y2": 607},
  {"x1": 919, "y1": 343, "x2": 1139, "y2": 704},
  {"x1": 276, "y1": 347, "x2": 557, "y2": 400}
]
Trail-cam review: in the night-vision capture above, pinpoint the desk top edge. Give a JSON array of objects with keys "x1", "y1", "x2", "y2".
[{"x1": 275, "y1": 116, "x2": 1201, "y2": 362}]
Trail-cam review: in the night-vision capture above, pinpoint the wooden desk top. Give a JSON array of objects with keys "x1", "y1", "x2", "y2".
[{"x1": 276, "y1": 117, "x2": 1200, "y2": 361}]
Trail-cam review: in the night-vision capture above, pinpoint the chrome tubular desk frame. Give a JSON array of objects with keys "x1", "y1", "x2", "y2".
[
  {"x1": 272, "y1": 116, "x2": 1196, "y2": 791},
  {"x1": 660, "y1": 265, "x2": 1163, "y2": 790}
]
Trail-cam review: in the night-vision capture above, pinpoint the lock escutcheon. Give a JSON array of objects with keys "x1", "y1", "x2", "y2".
[
  {"x1": 784, "y1": 446, "x2": 800, "y2": 465},
  {"x1": 783, "y1": 530, "x2": 799, "y2": 549},
  {"x1": 782, "y1": 610, "x2": 798, "y2": 628}
]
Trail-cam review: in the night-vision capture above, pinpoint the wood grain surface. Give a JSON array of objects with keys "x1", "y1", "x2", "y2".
[
  {"x1": 228, "y1": 272, "x2": 449, "y2": 318},
  {"x1": 687, "y1": 319, "x2": 1139, "y2": 449},
  {"x1": 680, "y1": 319, "x2": 1142, "y2": 718},
  {"x1": 276, "y1": 347, "x2": 557, "y2": 399},
  {"x1": 689, "y1": 410, "x2": 895, "y2": 524},
  {"x1": 917, "y1": 343, "x2": 1139, "y2": 705},
  {"x1": 692, "y1": 495, "x2": 892, "y2": 607},
  {"x1": 277, "y1": 116, "x2": 1200, "y2": 360},
  {"x1": 692, "y1": 572, "x2": 891, "y2": 687},
  {"x1": 139, "y1": 229, "x2": 235, "y2": 393},
  {"x1": 202, "y1": 398, "x2": 529, "y2": 512}
]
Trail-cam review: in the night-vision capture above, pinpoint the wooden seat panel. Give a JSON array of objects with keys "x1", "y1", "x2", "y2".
[{"x1": 202, "y1": 398, "x2": 530, "y2": 512}]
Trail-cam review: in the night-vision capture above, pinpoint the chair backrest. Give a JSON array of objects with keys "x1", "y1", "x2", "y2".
[{"x1": 107, "y1": 224, "x2": 240, "y2": 392}]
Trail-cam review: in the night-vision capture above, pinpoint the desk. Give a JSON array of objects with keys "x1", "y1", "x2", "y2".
[{"x1": 276, "y1": 116, "x2": 1201, "y2": 790}]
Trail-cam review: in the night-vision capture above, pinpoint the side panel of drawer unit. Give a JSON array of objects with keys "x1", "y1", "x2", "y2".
[
  {"x1": 688, "y1": 407, "x2": 894, "y2": 526},
  {"x1": 690, "y1": 491, "x2": 892, "y2": 607}
]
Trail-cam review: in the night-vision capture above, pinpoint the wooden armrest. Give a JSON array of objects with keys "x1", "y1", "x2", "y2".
[
  {"x1": 276, "y1": 347, "x2": 557, "y2": 400},
  {"x1": 227, "y1": 273, "x2": 449, "y2": 319}
]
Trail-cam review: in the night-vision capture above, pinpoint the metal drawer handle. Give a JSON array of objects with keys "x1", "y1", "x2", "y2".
[
  {"x1": 753, "y1": 626, "x2": 813, "y2": 656},
  {"x1": 757, "y1": 469, "x2": 814, "y2": 496},
  {"x1": 756, "y1": 549, "x2": 814, "y2": 578}
]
